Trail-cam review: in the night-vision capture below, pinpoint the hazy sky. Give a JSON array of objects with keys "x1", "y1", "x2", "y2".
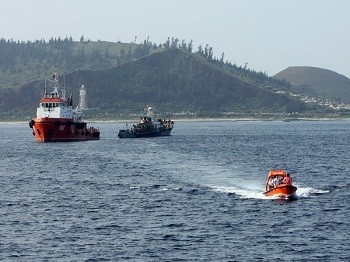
[{"x1": 1, "y1": 0, "x2": 349, "y2": 78}]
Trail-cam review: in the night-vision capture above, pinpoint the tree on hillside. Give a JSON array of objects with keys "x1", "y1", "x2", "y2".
[
  {"x1": 164, "y1": 37, "x2": 170, "y2": 49},
  {"x1": 127, "y1": 47, "x2": 133, "y2": 62},
  {"x1": 198, "y1": 45, "x2": 204, "y2": 56},
  {"x1": 170, "y1": 37, "x2": 179, "y2": 49},
  {"x1": 119, "y1": 48, "x2": 126, "y2": 61},
  {"x1": 208, "y1": 46, "x2": 213, "y2": 60},
  {"x1": 181, "y1": 39, "x2": 187, "y2": 49},
  {"x1": 188, "y1": 39, "x2": 193, "y2": 52},
  {"x1": 204, "y1": 44, "x2": 209, "y2": 58},
  {"x1": 220, "y1": 52, "x2": 225, "y2": 63}
]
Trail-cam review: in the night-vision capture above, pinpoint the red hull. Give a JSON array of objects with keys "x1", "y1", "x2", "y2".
[
  {"x1": 30, "y1": 118, "x2": 100, "y2": 142},
  {"x1": 264, "y1": 184, "x2": 297, "y2": 199}
]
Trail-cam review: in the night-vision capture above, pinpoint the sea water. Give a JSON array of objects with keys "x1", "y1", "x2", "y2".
[{"x1": 0, "y1": 120, "x2": 349, "y2": 261}]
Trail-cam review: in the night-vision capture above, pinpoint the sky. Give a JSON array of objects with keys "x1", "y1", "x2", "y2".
[{"x1": 1, "y1": 0, "x2": 350, "y2": 78}]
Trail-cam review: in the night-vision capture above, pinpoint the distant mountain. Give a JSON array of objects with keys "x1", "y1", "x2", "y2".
[
  {"x1": 275, "y1": 66, "x2": 350, "y2": 103},
  {"x1": 1, "y1": 49, "x2": 308, "y2": 119}
]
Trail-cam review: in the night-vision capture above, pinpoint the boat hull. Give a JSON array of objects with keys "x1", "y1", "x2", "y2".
[
  {"x1": 30, "y1": 118, "x2": 100, "y2": 142},
  {"x1": 118, "y1": 127, "x2": 172, "y2": 139},
  {"x1": 264, "y1": 184, "x2": 297, "y2": 199}
]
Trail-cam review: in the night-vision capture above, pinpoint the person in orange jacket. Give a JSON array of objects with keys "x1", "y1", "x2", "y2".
[{"x1": 283, "y1": 173, "x2": 293, "y2": 185}]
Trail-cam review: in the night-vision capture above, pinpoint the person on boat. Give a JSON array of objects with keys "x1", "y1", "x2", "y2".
[
  {"x1": 272, "y1": 176, "x2": 280, "y2": 187},
  {"x1": 268, "y1": 176, "x2": 279, "y2": 189},
  {"x1": 268, "y1": 178, "x2": 274, "y2": 190},
  {"x1": 282, "y1": 173, "x2": 293, "y2": 185}
]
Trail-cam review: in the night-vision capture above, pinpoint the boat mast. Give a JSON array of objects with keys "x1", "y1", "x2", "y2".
[
  {"x1": 52, "y1": 66, "x2": 59, "y2": 95},
  {"x1": 44, "y1": 77, "x2": 47, "y2": 97},
  {"x1": 62, "y1": 74, "x2": 66, "y2": 99}
]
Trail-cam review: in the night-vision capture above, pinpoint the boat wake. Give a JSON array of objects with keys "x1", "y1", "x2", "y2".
[
  {"x1": 211, "y1": 185, "x2": 268, "y2": 199},
  {"x1": 295, "y1": 186, "x2": 329, "y2": 198},
  {"x1": 211, "y1": 185, "x2": 329, "y2": 200},
  {"x1": 157, "y1": 144, "x2": 330, "y2": 200}
]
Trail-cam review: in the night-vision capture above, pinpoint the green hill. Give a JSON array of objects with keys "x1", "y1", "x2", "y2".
[
  {"x1": 275, "y1": 66, "x2": 350, "y2": 103},
  {"x1": 1, "y1": 49, "x2": 309, "y2": 119},
  {"x1": 0, "y1": 37, "x2": 162, "y2": 89}
]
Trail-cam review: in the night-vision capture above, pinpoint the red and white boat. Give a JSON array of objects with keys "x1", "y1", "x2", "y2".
[
  {"x1": 263, "y1": 169, "x2": 297, "y2": 199},
  {"x1": 29, "y1": 67, "x2": 100, "y2": 142}
]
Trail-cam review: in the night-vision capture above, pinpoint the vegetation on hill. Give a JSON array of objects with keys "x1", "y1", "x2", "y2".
[
  {"x1": 0, "y1": 37, "x2": 339, "y2": 119},
  {"x1": 275, "y1": 66, "x2": 350, "y2": 103},
  {"x1": 1, "y1": 48, "x2": 309, "y2": 120},
  {"x1": 1, "y1": 36, "x2": 291, "y2": 92},
  {"x1": 0, "y1": 36, "x2": 162, "y2": 89}
]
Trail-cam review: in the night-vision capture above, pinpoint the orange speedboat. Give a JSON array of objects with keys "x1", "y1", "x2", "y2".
[{"x1": 263, "y1": 170, "x2": 297, "y2": 199}]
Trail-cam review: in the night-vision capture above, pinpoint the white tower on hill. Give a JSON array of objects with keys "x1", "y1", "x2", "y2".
[{"x1": 79, "y1": 85, "x2": 88, "y2": 110}]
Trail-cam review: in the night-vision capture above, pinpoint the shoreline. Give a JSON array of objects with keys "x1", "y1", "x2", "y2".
[{"x1": 2, "y1": 117, "x2": 350, "y2": 125}]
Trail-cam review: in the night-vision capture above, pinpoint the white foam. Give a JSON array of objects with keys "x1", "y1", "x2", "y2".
[
  {"x1": 295, "y1": 186, "x2": 329, "y2": 198},
  {"x1": 212, "y1": 185, "x2": 268, "y2": 199},
  {"x1": 211, "y1": 185, "x2": 328, "y2": 200}
]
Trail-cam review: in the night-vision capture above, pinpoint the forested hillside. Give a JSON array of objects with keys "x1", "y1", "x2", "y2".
[
  {"x1": 0, "y1": 37, "x2": 162, "y2": 89},
  {"x1": 1, "y1": 48, "x2": 310, "y2": 119},
  {"x1": 0, "y1": 36, "x2": 289, "y2": 92},
  {"x1": 1, "y1": 37, "x2": 334, "y2": 120}
]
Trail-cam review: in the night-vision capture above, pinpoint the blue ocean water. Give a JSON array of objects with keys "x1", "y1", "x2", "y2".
[{"x1": 1, "y1": 120, "x2": 350, "y2": 261}]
